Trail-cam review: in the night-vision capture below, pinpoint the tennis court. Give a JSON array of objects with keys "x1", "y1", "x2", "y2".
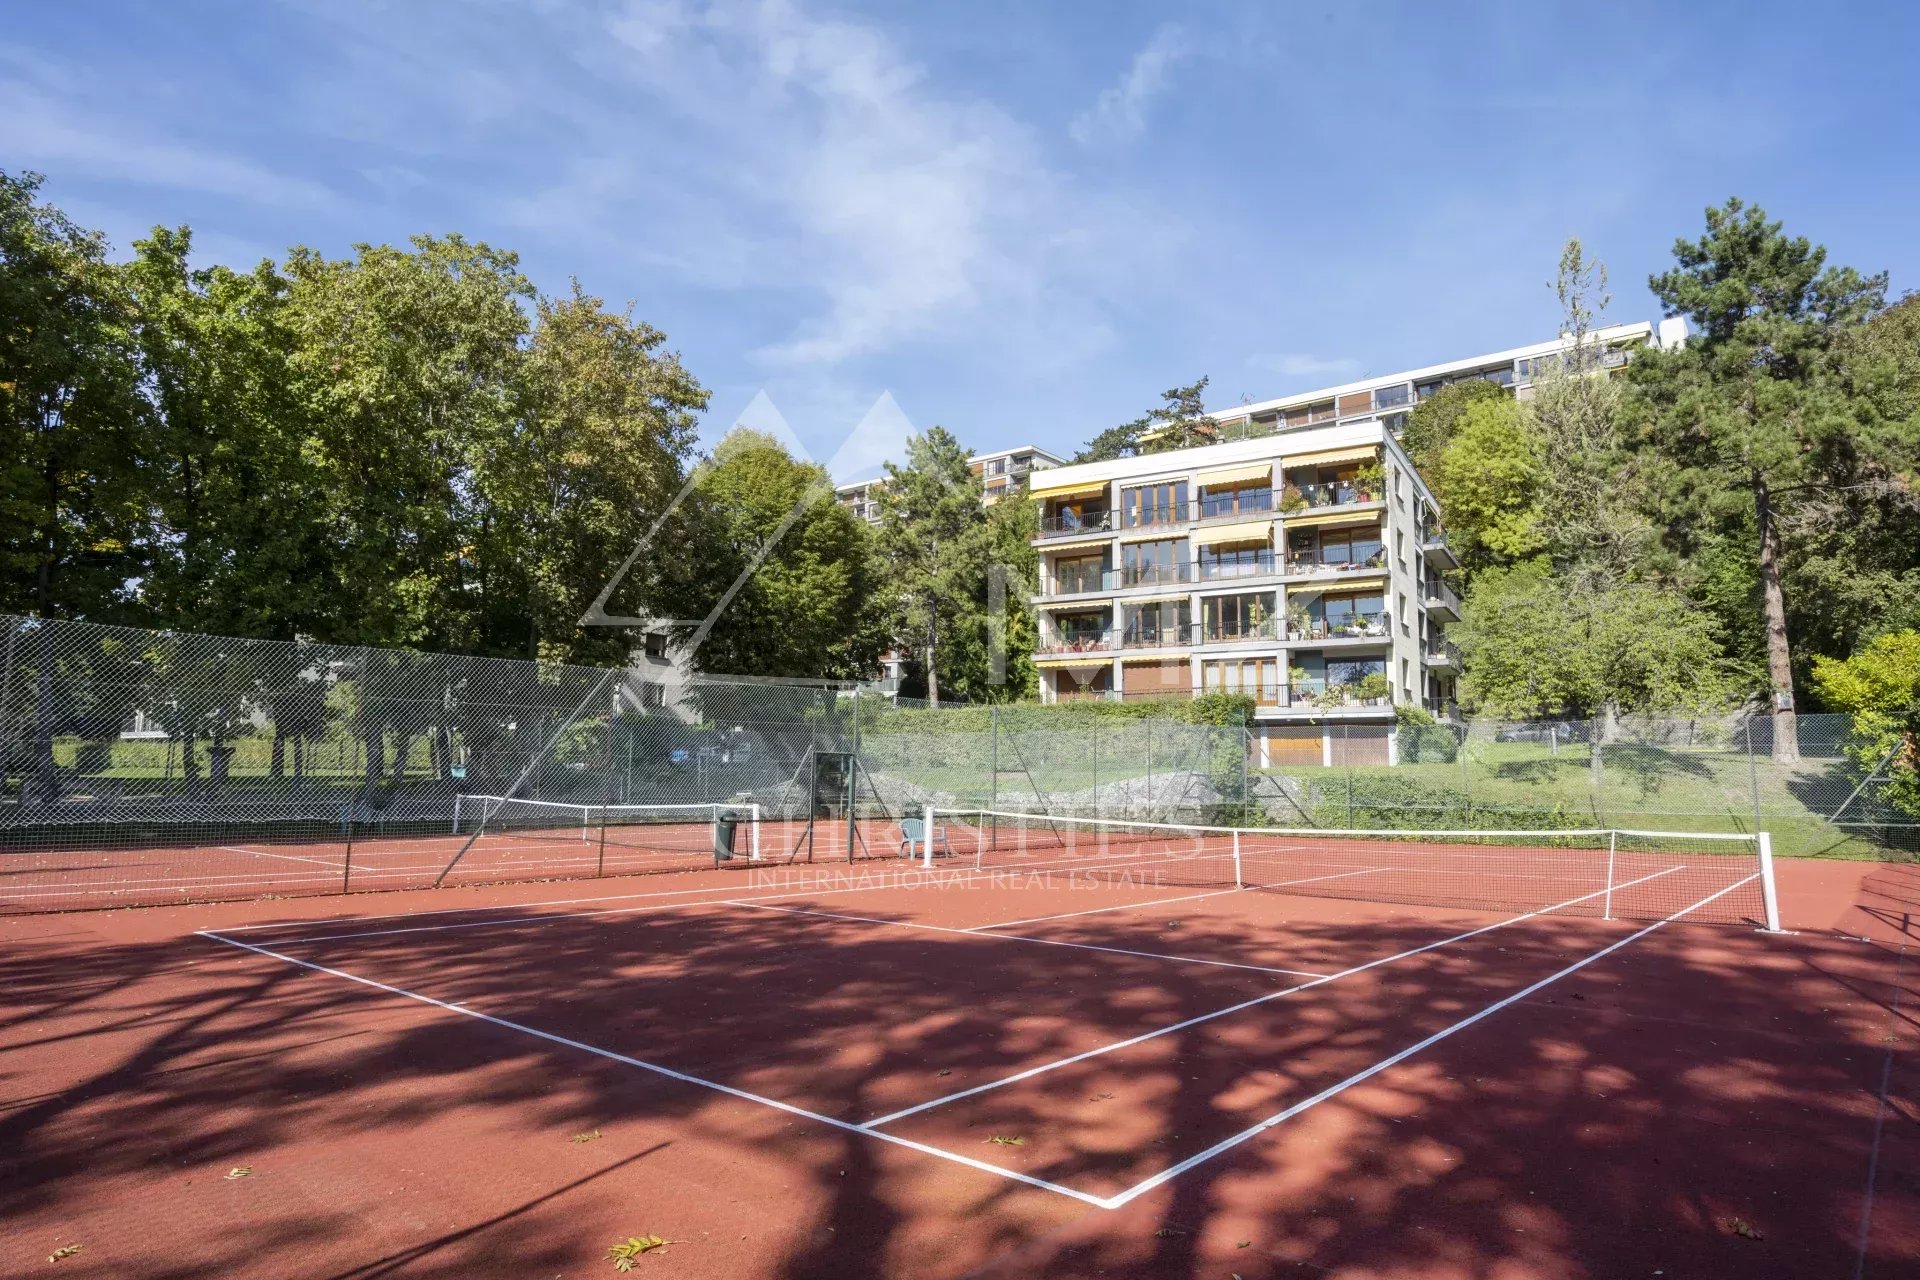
[{"x1": 2, "y1": 810, "x2": 1913, "y2": 1279}]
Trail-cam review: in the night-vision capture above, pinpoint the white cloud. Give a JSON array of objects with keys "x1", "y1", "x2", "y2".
[
  {"x1": 1069, "y1": 25, "x2": 1189, "y2": 147},
  {"x1": 1246, "y1": 352, "x2": 1361, "y2": 380}
]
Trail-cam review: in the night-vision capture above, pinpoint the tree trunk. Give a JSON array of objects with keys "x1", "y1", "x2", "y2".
[
  {"x1": 1753, "y1": 473, "x2": 1800, "y2": 763},
  {"x1": 270, "y1": 728, "x2": 285, "y2": 780},
  {"x1": 924, "y1": 618, "x2": 940, "y2": 708}
]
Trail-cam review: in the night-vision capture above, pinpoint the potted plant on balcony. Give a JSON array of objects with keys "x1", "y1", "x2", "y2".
[
  {"x1": 1352, "y1": 672, "x2": 1392, "y2": 706},
  {"x1": 1283, "y1": 599, "x2": 1310, "y2": 640},
  {"x1": 1278, "y1": 482, "x2": 1307, "y2": 514},
  {"x1": 1312, "y1": 681, "x2": 1349, "y2": 710},
  {"x1": 1352, "y1": 458, "x2": 1385, "y2": 501}
]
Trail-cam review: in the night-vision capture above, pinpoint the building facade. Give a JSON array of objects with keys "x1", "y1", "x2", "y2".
[
  {"x1": 835, "y1": 444, "x2": 1065, "y2": 524},
  {"x1": 1026, "y1": 321, "x2": 1679, "y2": 766}
]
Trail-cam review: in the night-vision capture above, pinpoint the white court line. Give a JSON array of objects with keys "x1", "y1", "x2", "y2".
[
  {"x1": 218, "y1": 845, "x2": 341, "y2": 868},
  {"x1": 1100, "y1": 872, "x2": 1762, "y2": 1209},
  {"x1": 1851, "y1": 940, "x2": 1909, "y2": 1280},
  {"x1": 196, "y1": 929, "x2": 1107, "y2": 1209},
  {"x1": 731, "y1": 902, "x2": 1331, "y2": 980},
  {"x1": 859, "y1": 866, "x2": 1685, "y2": 1128},
  {"x1": 969, "y1": 869, "x2": 1392, "y2": 932}
]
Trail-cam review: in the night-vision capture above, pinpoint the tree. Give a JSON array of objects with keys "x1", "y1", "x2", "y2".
[
  {"x1": 1432, "y1": 395, "x2": 1546, "y2": 574},
  {"x1": 1456, "y1": 560, "x2": 1730, "y2": 718},
  {"x1": 1400, "y1": 378, "x2": 1507, "y2": 482},
  {"x1": 0, "y1": 170, "x2": 146, "y2": 620},
  {"x1": 1632, "y1": 198, "x2": 1889, "y2": 760},
  {"x1": 680, "y1": 428, "x2": 888, "y2": 680},
  {"x1": 1812, "y1": 631, "x2": 1920, "y2": 818},
  {"x1": 1076, "y1": 376, "x2": 1212, "y2": 462},
  {"x1": 984, "y1": 492, "x2": 1040, "y2": 701},
  {"x1": 876, "y1": 427, "x2": 987, "y2": 705}
]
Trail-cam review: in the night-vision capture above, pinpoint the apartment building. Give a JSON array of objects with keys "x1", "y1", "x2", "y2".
[
  {"x1": 1027, "y1": 321, "x2": 1681, "y2": 766},
  {"x1": 835, "y1": 444, "x2": 1065, "y2": 523}
]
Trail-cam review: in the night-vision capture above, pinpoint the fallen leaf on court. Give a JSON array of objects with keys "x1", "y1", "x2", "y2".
[
  {"x1": 986, "y1": 1135, "x2": 1025, "y2": 1146},
  {"x1": 225, "y1": 1167, "x2": 252, "y2": 1180},
  {"x1": 936, "y1": 1069, "x2": 952, "y2": 1077},
  {"x1": 571, "y1": 1129, "x2": 603, "y2": 1144},
  {"x1": 47, "y1": 1244, "x2": 83, "y2": 1262},
  {"x1": 1164, "y1": 920, "x2": 1182, "y2": 928},
  {"x1": 1237, "y1": 1240, "x2": 1251, "y2": 1248},
  {"x1": 1725, "y1": 1218, "x2": 1765, "y2": 1240},
  {"x1": 607, "y1": 1235, "x2": 676, "y2": 1269},
  {"x1": 1154, "y1": 1227, "x2": 1187, "y2": 1238},
  {"x1": 1090, "y1": 1092, "x2": 1115, "y2": 1101}
]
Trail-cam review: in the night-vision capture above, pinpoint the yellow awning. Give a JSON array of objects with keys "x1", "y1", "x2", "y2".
[
  {"x1": 1037, "y1": 598, "x2": 1110, "y2": 611},
  {"x1": 1121, "y1": 591, "x2": 1192, "y2": 605},
  {"x1": 1195, "y1": 462, "x2": 1273, "y2": 488},
  {"x1": 1117, "y1": 524, "x2": 1187, "y2": 542},
  {"x1": 1281, "y1": 508, "x2": 1385, "y2": 530},
  {"x1": 1036, "y1": 655, "x2": 1114, "y2": 669},
  {"x1": 1031, "y1": 478, "x2": 1109, "y2": 501},
  {"x1": 1193, "y1": 519, "x2": 1274, "y2": 546},
  {"x1": 1283, "y1": 445, "x2": 1378, "y2": 469},
  {"x1": 1037, "y1": 532, "x2": 1113, "y2": 550}
]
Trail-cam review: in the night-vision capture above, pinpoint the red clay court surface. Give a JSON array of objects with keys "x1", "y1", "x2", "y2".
[{"x1": 1, "y1": 850, "x2": 1914, "y2": 1278}]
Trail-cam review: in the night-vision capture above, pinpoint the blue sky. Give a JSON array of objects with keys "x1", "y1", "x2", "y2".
[{"x1": 8, "y1": 1, "x2": 1917, "y2": 479}]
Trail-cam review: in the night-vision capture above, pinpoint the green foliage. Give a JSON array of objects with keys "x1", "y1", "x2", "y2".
[
  {"x1": 1400, "y1": 378, "x2": 1508, "y2": 481},
  {"x1": 1456, "y1": 560, "x2": 1732, "y2": 717},
  {"x1": 876, "y1": 426, "x2": 988, "y2": 704},
  {"x1": 1433, "y1": 396, "x2": 1546, "y2": 572},
  {"x1": 1812, "y1": 631, "x2": 1920, "y2": 817},
  {"x1": 1394, "y1": 704, "x2": 1458, "y2": 764}
]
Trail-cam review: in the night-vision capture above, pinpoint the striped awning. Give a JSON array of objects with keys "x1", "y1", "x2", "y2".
[
  {"x1": 1281, "y1": 508, "x2": 1385, "y2": 529},
  {"x1": 1118, "y1": 525, "x2": 1186, "y2": 542},
  {"x1": 1122, "y1": 591, "x2": 1192, "y2": 605},
  {"x1": 1036, "y1": 655, "x2": 1114, "y2": 669},
  {"x1": 1031, "y1": 478, "x2": 1109, "y2": 501},
  {"x1": 1039, "y1": 532, "x2": 1113, "y2": 550},
  {"x1": 1195, "y1": 462, "x2": 1273, "y2": 488},
  {"x1": 1283, "y1": 445, "x2": 1378, "y2": 469},
  {"x1": 1193, "y1": 519, "x2": 1274, "y2": 546}
]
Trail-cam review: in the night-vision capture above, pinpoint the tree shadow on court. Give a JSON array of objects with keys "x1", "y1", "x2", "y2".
[{"x1": 0, "y1": 878, "x2": 1914, "y2": 1280}]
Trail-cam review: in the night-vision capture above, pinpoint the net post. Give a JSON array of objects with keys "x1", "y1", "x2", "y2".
[
  {"x1": 750, "y1": 804, "x2": 762, "y2": 861},
  {"x1": 974, "y1": 810, "x2": 987, "y2": 871},
  {"x1": 451, "y1": 792, "x2": 462, "y2": 835},
  {"x1": 1232, "y1": 829, "x2": 1244, "y2": 887},
  {"x1": 595, "y1": 803, "x2": 609, "y2": 878},
  {"x1": 1757, "y1": 830, "x2": 1783, "y2": 933},
  {"x1": 922, "y1": 801, "x2": 935, "y2": 869},
  {"x1": 1602, "y1": 830, "x2": 1617, "y2": 921}
]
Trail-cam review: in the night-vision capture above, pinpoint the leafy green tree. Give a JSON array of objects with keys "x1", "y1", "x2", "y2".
[
  {"x1": 1456, "y1": 560, "x2": 1730, "y2": 718},
  {"x1": 1432, "y1": 395, "x2": 1546, "y2": 573},
  {"x1": 484, "y1": 281, "x2": 707, "y2": 665},
  {"x1": 681, "y1": 428, "x2": 888, "y2": 680},
  {"x1": 0, "y1": 171, "x2": 146, "y2": 619},
  {"x1": 877, "y1": 426, "x2": 987, "y2": 705},
  {"x1": 1076, "y1": 376, "x2": 1211, "y2": 462},
  {"x1": 984, "y1": 492, "x2": 1040, "y2": 701},
  {"x1": 1631, "y1": 198, "x2": 1890, "y2": 760},
  {"x1": 1400, "y1": 378, "x2": 1507, "y2": 483},
  {"x1": 1812, "y1": 631, "x2": 1920, "y2": 818}
]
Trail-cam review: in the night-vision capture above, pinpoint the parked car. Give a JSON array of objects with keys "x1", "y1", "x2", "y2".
[{"x1": 1494, "y1": 721, "x2": 1586, "y2": 744}]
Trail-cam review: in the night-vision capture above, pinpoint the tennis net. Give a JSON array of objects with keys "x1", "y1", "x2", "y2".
[
  {"x1": 925, "y1": 808, "x2": 1779, "y2": 929},
  {"x1": 454, "y1": 795, "x2": 761, "y2": 869}
]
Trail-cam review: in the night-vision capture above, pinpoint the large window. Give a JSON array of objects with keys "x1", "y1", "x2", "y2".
[
  {"x1": 1198, "y1": 482, "x2": 1273, "y2": 520},
  {"x1": 1202, "y1": 657, "x2": 1279, "y2": 701},
  {"x1": 1052, "y1": 553, "x2": 1107, "y2": 594},
  {"x1": 1123, "y1": 600, "x2": 1191, "y2": 647},
  {"x1": 1122, "y1": 539, "x2": 1188, "y2": 586},
  {"x1": 1199, "y1": 540, "x2": 1274, "y2": 580},
  {"x1": 1312, "y1": 591, "x2": 1387, "y2": 637},
  {"x1": 1289, "y1": 525, "x2": 1384, "y2": 568},
  {"x1": 1201, "y1": 593, "x2": 1274, "y2": 642},
  {"x1": 1122, "y1": 480, "x2": 1188, "y2": 529}
]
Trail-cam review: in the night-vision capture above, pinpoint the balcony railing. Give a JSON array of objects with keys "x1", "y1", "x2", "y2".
[
  {"x1": 1297, "y1": 611, "x2": 1391, "y2": 641},
  {"x1": 1423, "y1": 579, "x2": 1463, "y2": 616},
  {"x1": 1037, "y1": 630, "x2": 1115, "y2": 656},
  {"x1": 1193, "y1": 490, "x2": 1275, "y2": 523},
  {"x1": 1053, "y1": 681, "x2": 1395, "y2": 709},
  {"x1": 1039, "y1": 510, "x2": 1112, "y2": 538},
  {"x1": 1115, "y1": 563, "x2": 1195, "y2": 589},
  {"x1": 1049, "y1": 567, "x2": 1109, "y2": 594},
  {"x1": 1119, "y1": 625, "x2": 1192, "y2": 650},
  {"x1": 1284, "y1": 551, "x2": 1387, "y2": 577},
  {"x1": 1197, "y1": 554, "x2": 1278, "y2": 582},
  {"x1": 1285, "y1": 481, "x2": 1381, "y2": 510},
  {"x1": 1423, "y1": 639, "x2": 1463, "y2": 669},
  {"x1": 1194, "y1": 616, "x2": 1282, "y2": 646}
]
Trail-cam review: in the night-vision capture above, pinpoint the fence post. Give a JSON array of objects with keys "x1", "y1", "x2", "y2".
[
  {"x1": 922, "y1": 800, "x2": 936, "y2": 869},
  {"x1": 1345, "y1": 725, "x2": 1355, "y2": 828},
  {"x1": 1145, "y1": 719, "x2": 1154, "y2": 819},
  {"x1": 1745, "y1": 719, "x2": 1763, "y2": 836},
  {"x1": 1757, "y1": 831, "x2": 1783, "y2": 933},
  {"x1": 990, "y1": 703, "x2": 999, "y2": 812}
]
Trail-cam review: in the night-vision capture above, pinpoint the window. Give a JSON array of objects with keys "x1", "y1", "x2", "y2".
[
  {"x1": 1123, "y1": 600, "x2": 1191, "y2": 646},
  {"x1": 639, "y1": 680, "x2": 666, "y2": 708},
  {"x1": 1053, "y1": 554, "x2": 1107, "y2": 594},
  {"x1": 644, "y1": 633, "x2": 669, "y2": 660},
  {"x1": 1122, "y1": 480, "x2": 1189, "y2": 528},
  {"x1": 1198, "y1": 540, "x2": 1273, "y2": 580},
  {"x1": 1201, "y1": 592, "x2": 1274, "y2": 642},
  {"x1": 1121, "y1": 539, "x2": 1188, "y2": 585},
  {"x1": 1202, "y1": 656, "x2": 1279, "y2": 701},
  {"x1": 1398, "y1": 592, "x2": 1409, "y2": 635},
  {"x1": 1197, "y1": 482, "x2": 1273, "y2": 519},
  {"x1": 1310, "y1": 591, "x2": 1387, "y2": 637},
  {"x1": 1295, "y1": 526, "x2": 1383, "y2": 568},
  {"x1": 1374, "y1": 383, "x2": 1410, "y2": 410}
]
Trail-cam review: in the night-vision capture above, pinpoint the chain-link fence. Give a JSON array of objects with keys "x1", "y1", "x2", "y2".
[
  {"x1": 1251, "y1": 714, "x2": 1918, "y2": 858},
  {"x1": 0, "y1": 616, "x2": 1250, "y2": 913}
]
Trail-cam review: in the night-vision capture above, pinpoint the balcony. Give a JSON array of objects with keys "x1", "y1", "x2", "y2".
[
  {"x1": 1114, "y1": 563, "x2": 1196, "y2": 590},
  {"x1": 1423, "y1": 639, "x2": 1463, "y2": 671},
  {"x1": 1063, "y1": 681, "x2": 1396, "y2": 712},
  {"x1": 1192, "y1": 490, "x2": 1275, "y2": 525},
  {"x1": 1038, "y1": 510, "x2": 1113, "y2": 539},
  {"x1": 1285, "y1": 481, "x2": 1382, "y2": 511},
  {"x1": 1047, "y1": 565, "x2": 1111, "y2": 596},
  {"x1": 1194, "y1": 617, "x2": 1282, "y2": 647},
  {"x1": 1283, "y1": 551, "x2": 1387, "y2": 580},
  {"x1": 1418, "y1": 522, "x2": 1459, "y2": 570},
  {"x1": 1423, "y1": 578, "x2": 1462, "y2": 622},
  {"x1": 1292, "y1": 611, "x2": 1392, "y2": 642},
  {"x1": 1197, "y1": 554, "x2": 1280, "y2": 584},
  {"x1": 1118, "y1": 625, "x2": 1192, "y2": 652},
  {"x1": 1037, "y1": 630, "x2": 1115, "y2": 656}
]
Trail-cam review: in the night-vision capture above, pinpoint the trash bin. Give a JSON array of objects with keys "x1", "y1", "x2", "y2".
[{"x1": 713, "y1": 810, "x2": 740, "y2": 860}]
